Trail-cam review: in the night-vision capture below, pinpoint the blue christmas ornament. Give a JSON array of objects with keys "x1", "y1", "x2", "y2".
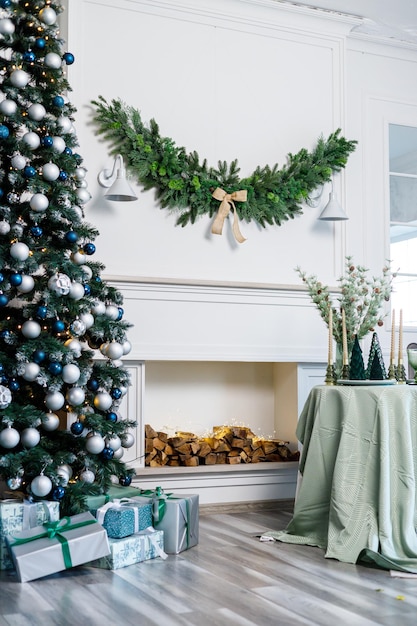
[
  {"x1": 23, "y1": 50, "x2": 36, "y2": 63},
  {"x1": 120, "y1": 475, "x2": 132, "y2": 487},
  {"x1": 58, "y1": 170, "x2": 68, "y2": 181},
  {"x1": 31, "y1": 225, "x2": 43, "y2": 237},
  {"x1": 52, "y1": 319, "x2": 65, "y2": 333},
  {"x1": 52, "y1": 485, "x2": 65, "y2": 501},
  {"x1": 73, "y1": 153, "x2": 82, "y2": 164},
  {"x1": 9, "y1": 379, "x2": 19, "y2": 391},
  {"x1": 106, "y1": 411, "x2": 118, "y2": 423},
  {"x1": 70, "y1": 421, "x2": 84, "y2": 435},
  {"x1": 63, "y1": 52, "x2": 75, "y2": 65},
  {"x1": 117, "y1": 307, "x2": 124, "y2": 321},
  {"x1": 35, "y1": 38, "x2": 46, "y2": 49},
  {"x1": 94, "y1": 276, "x2": 101, "y2": 283},
  {"x1": 87, "y1": 378, "x2": 99, "y2": 391},
  {"x1": 42, "y1": 135, "x2": 53, "y2": 147},
  {"x1": 36, "y1": 305, "x2": 48, "y2": 319},
  {"x1": 83, "y1": 242, "x2": 96, "y2": 255},
  {"x1": 0, "y1": 0, "x2": 12, "y2": 8},
  {"x1": 53, "y1": 95, "x2": 65, "y2": 108},
  {"x1": 32, "y1": 349, "x2": 46, "y2": 363},
  {"x1": 9, "y1": 273, "x2": 22, "y2": 286},
  {"x1": 101, "y1": 446, "x2": 114, "y2": 460},
  {"x1": 111, "y1": 388, "x2": 122, "y2": 400},
  {"x1": 0, "y1": 330, "x2": 10, "y2": 340},
  {"x1": 84, "y1": 285, "x2": 91, "y2": 296},
  {"x1": 23, "y1": 165, "x2": 36, "y2": 178},
  {"x1": 0, "y1": 125, "x2": 9, "y2": 139},
  {"x1": 0, "y1": 273, "x2": 4, "y2": 283},
  {"x1": 64, "y1": 147, "x2": 72, "y2": 156},
  {"x1": 65, "y1": 230, "x2": 78, "y2": 244},
  {"x1": 48, "y1": 361, "x2": 63, "y2": 375},
  {"x1": 0, "y1": 374, "x2": 7, "y2": 383},
  {"x1": 0, "y1": 294, "x2": 8, "y2": 307}
]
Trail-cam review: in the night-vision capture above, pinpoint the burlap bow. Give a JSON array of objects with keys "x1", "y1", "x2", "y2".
[{"x1": 211, "y1": 187, "x2": 247, "y2": 243}]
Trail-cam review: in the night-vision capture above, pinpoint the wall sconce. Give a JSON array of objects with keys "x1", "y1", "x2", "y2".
[
  {"x1": 97, "y1": 154, "x2": 138, "y2": 202},
  {"x1": 318, "y1": 181, "x2": 348, "y2": 221}
]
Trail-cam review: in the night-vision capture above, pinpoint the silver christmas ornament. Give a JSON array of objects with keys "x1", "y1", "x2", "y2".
[
  {"x1": 42, "y1": 411, "x2": 61, "y2": 430},
  {"x1": 42, "y1": 162, "x2": 60, "y2": 181},
  {"x1": 21, "y1": 320, "x2": 41, "y2": 339},
  {"x1": 44, "y1": 391, "x2": 65, "y2": 411},
  {"x1": 100, "y1": 343, "x2": 109, "y2": 356},
  {"x1": 75, "y1": 188, "x2": 91, "y2": 204},
  {"x1": 11, "y1": 154, "x2": 26, "y2": 170},
  {"x1": 62, "y1": 364, "x2": 81, "y2": 384},
  {"x1": 71, "y1": 250, "x2": 86, "y2": 265},
  {"x1": 0, "y1": 220, "x2": 10, "y2": 235},
  {"x1": 80, "y1": 469, "x2": 95, "y2": 484},
  {"x1": 92, "y1": 301, "x2": 106, "y2": 316},
  {"x1": 17, "y1": 275, "x2": 35, "y2": 293},
  {"x1": 44, "y1": 52, "x2": 62, "y2": 69},
  {"x1": 10, "y1": 69, "x2": 30, "y2": 88},
  {"x1": 93, "y1": 392, "x2": 113, "y2": 411},
  {"x1": 0, "y1": 99, "x2": 17, "y2": 116},
  {"x1": 69, "y1": 282, "x2": 85, "y2": 300},
  {"x1": 64, "y1": 338, "x2": 82, "y2": 356},
  {"x1": 30, "y1": 193, "x2": 49, "y2": 212},
  {"x1": 52, "y1": 136, "x2": 65, "y2": 153},
  {"x1": 31, "y1": 474, "x2": 52, "y2": 497},
  {"x1": 70, "y1": 318, "x2": 86, "y2": 336},
  {"x1": 122, "y1": 340, "x2": 132, "y2": 355},
  {"x1": 121, "y1": 433, "x2": 135, "y2": 448},
  {"x1": 79, "y1": 312, "x2": 94, "y2": 329},
  {"x1": 57, "y1": 116, "x2": 72, "y2": 132},
  {"x1": 105, "y1": 305, "x2": 119, "y2": 320},
  {"x1": 112, "y1": 447, "x2": 124, "y2": 460},
  {"x1": 0, "y1": 385, "x2": 12, "y2": 408},
  {"x1": 81, "y1": 265, "x2": 93, "y2": 281},
  {"x1": 85, "y1": 433, "x2": 105, "y2": 454},
  {"x1": 27, "y1": 103, "x2": 46, "y2": 121},
  {"x1": 0, "y1": 426, "x2": 19, "y2": 448},
  {"x1": 10, "y1": 241, "x2": 30, "y2": 260},
  {"x1": 39, "y1": 7, "x2": 57, "y2": 25},
  {"x1": 106, "y1": 342, "x2": 124, "y2": 360},
  {"x1": 48, "y1": 273, "x2": 71, "y2": 295},
  {"x1": 0, "y1": 19, "x2": 15, "y2": 35},
  {"x1": 66, "y1": 387, "x2": 85, "y2": 407},
  {"x1": 22, "y1": 131, "x2": 41, "y2": 149},
  {"x1": 75, "y1": 167, "x2": 87, "y2": 181},
  {"x1": 7, "y1": 476, "x2": 22, "y2": 490},
  {"x1": 21, "y1": 427, "x2": 40, "y2": 448},
  {"x1": 22, "y1": 362, "x2": 40, "y2": 381},
  {"x1": 57, "y1": 464, "x2": 72, "y2": 485},
  {"x1": 106, "y1": 435, "x2": 121, "y2": 451}
]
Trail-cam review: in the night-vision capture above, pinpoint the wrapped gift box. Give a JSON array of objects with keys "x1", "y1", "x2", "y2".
[
  {"x1": 85, "y1": 484, "x2": 142, "y2": 511},
  {"x1": 0, "y1": 499, "x2": 60, "y2": 570},
  {"x1": 94, "y1": 499, "x2": 153, "y2": 538},
  {"x1": 88, "y1": 528, "x2": 166, "y2": 570},
  {"x1": 136, "y1": 491, "x2": 199, "y2": 554},
  {"x1": 7, "y1": 511, "x2": 110, "y2": 582}
]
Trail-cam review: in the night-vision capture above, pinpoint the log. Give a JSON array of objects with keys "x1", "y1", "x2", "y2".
[
  {"x1": 153, "y1": 437, "x2": 166, "y2": 451},
  {"x1": 227, "y1": 455, "x2": 241, "y2": 464},
  {"x1": 197, "y1": 442, "x2": 212, "y2": 457}
]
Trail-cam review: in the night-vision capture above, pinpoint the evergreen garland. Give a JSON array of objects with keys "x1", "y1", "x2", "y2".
[{"x1": 91, "y1": 96, "x2": 358, "y2": 230}]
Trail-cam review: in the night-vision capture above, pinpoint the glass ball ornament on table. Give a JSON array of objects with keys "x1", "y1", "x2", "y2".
[{"x1": 407, "y1": 347, "x2": 417, "y2": 382}]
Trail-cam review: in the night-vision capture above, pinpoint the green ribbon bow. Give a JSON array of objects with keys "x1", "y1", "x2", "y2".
[{"x1": 11, "y1": 516, "x2": 97, "y2": 570}]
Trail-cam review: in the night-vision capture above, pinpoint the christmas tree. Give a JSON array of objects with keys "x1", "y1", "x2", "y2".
[
  {"x1": 349, "y1": 335, "x2": 366, "y2": 380},
  {"x1": 0, "y1": 1, "x2": 136, "y2": 515},
  {"x1": 366, "y1": 333, "x2": 387, "y2": 380}
]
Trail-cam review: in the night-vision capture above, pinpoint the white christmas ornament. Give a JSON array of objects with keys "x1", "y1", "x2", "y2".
[
  {"x1": 99, "y1": 343, "x2": 109, "y2": 356},
  {"x1": 0, "y1": 19, "x2": 15, "y2": 35},
  {"x1": 93, "y1": 392, "x2": 113, "y2": 411},
  {"x1": 106, "y1": 435, "x2": 122, "y2": 451},
  {"x1": 11, "y1": 154, "x2": 26, "y2": 170},
  {"x1": 39, "y1": 7, "x2": 57, "y2": 25},
  {"x1": 10, "y1": 69, "x2": 30, "y2": 88},
  {"x1": 0, "y1": 221, "x2": 10, "y2": 235},
  {"x1": 45, "y1": 392, "x2": 65, "y2": 411},
  {"x1": 0, "y1": 99, "x2": 17, "y2": 116},
  {"x1": 79, "y1": 312, "x2": 94, "y2": 329},
  {"x1": 75, "y1": 188, "x2": 91, "y2": 204},
  {"x1": 71, "y1": 250, "x2": 86, "y2": 265},
  {"x1": 64, "y1": 338, "x2": 82, "y2": 356},
  {"x1": 22, "y1": 131, "x2": 41, "y2": 149},
  {"x1": 121, "y1": 433, "x2": 135, "y2": 448},
  {"x1": 58, "y1": 463, "x2": 73, "y2": 479},
  {"x1": 66, "y1": 387, "x2": 85, "y2": 407},
  {"x1": 10, "y1": 241, "x2": 30, "y2": 260},
  {"x1": 21, "y1": 320, "x2": 41, "y2": 339},
  {"x1": 122, "y1": 340, "x2": 132, "y2": 355},
  {"x1": 22, "y1": 362, "x2": 40, "y2": 381},
  {"x1": 21, "y1": 427, "x2": 40, "y2": 448},
  {"x1": 48, "y1": 273, "x2": 71, "y2": 295},
  {"x1": 106, "y1": 342, "x2": 124, "y2": 360},
  {"x1": 57, "y1": 116, "x2": 72, "y2": 132},
  {"x1": 0, "y1": 426, "x2": 19, "y2": 448},
  {"x1": 52, "y1": 136, "x2": 65, "y2": 153},
  {"x1": 69, "y1": 281, "x2": 85, "y2": 300},
  {"x1": 81, "y1": 265, "x2": 93, "y2": 281},
  {"x1": 0, "y1": 385, "x2": 12, "y2": 408},
  {"x1": 42, "y1": 162, "x2": 60, "y2": 181},
  {"x1": 105, "y1": 305, "x2": 119, "y2": 320},
  {"x1": 31, "y1": 474, "x2": 52, "y2": 497},
  {"x1": 80, "y1": 469, "x2": 95, "y2": 484},
  {"x1": 71, "y1": 205, "x2": 84, "y2": 220},
  {"x1": 42, "y1": 411, "x2": 61, "y2": 430},
  {"x1": 44, "y1": 52, "x2": 61, "y2": 69},
  {"x1": 75, "y1": 167, "x2": 87, "y2": 181},
  {"x1": 28, "y1": 103, "x2": 46, "y2": 121},
  {"x1": 92, "y1": 301, "x2": 106, "y2": 316},
  {"x1": 30, "y1": 193, "x2": 49, "y2": 212},
  {"x1": 112, "y1": 447, "x2": 124, "y2": 460},
  {"x1": 85, "y1": 434, "x2": 105, "y2": 454},
  {"x1": 17, "y1": 275, "x2": 35, "y2": 293},
  {"x1": 62, "y1": 364, "x2": 81, "y2": 384}
]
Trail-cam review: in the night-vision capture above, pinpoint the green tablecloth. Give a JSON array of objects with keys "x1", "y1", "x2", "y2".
[{"x1": 266, "y1": 384, "x2": 417, "y2": 573}]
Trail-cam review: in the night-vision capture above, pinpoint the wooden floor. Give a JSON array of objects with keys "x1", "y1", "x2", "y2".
[{"x1": 1, "y1": 500, "x2": 417, "y2": 626}]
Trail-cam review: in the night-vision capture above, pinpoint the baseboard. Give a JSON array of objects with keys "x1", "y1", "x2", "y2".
[{"x1": 199, "y1": 498, "x2": 295, "y2": 515}]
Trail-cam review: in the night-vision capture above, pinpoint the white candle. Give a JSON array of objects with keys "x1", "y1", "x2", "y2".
[
  {"x1": 328, "y1": 306, "x2": 333, "y2": 365},
  {"x1": 342, "y1": 308, "x2": 348, "y2": 366},
  {"x1": 390, "y1": 309, "x2": 395, "y2": 366},
  {"x1": 398, "y1": 309, "x2": 403, "y2": 365}
]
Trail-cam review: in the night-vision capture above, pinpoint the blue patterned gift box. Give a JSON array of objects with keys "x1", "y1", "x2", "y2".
[
  {"x1": 0, "y1": 499, "x2": 60, "y2": 570},
  {"x1": 88, "y1": 528, "x2": 166, "y2": 570},
  {"x1": 95, "y1": 498, "x2": 153, "y2": 538}
]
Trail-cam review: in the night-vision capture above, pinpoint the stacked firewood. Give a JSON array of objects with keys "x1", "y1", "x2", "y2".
[{"x1": 144, "y1": 424, "x2": 299, "y2": 467}]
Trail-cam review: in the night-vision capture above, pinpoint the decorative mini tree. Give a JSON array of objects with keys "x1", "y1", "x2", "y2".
[{"x1": 0, "y1": 1, "x2": 136, "y2": 515}]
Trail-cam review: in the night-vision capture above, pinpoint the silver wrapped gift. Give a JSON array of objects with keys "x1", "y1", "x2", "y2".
[
  {"x1": 0, "y1": 499, "x2": 59, "y2": 570},
  {"x1": 7, "y1": 511, "x2": 110, "y2": 582}
]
